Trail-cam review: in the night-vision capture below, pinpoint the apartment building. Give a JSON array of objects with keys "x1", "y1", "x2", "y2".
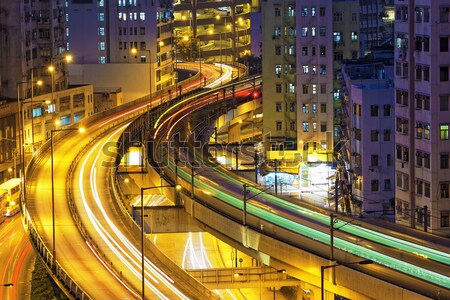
[
  {"x1": 261, "y1": 1, "x2": 334, "y2": 167},
  {"x1": 0, "y1": 0, "x2": 94, "y2": 181},
  {"x1": 338, "y1": 60, "x2": 395, "y2": 216},
  {"x1": 360, "y1": 0, "x2": 395, "y2": 55},
  {"x1": 394, "y1": 1, "x2": 450, "y2": 235},
  {"x1": 67, "y1": 0, "x2": 175, "y2": 99}
]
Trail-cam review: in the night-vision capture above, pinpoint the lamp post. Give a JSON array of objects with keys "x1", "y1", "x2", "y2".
[
  {"x1": 30, "y1": 79, "x2": 43, "y2": 153},
  {"x1": 139, "y1": 184, "x2": 180, "y2": 300},
  {"x1": 51, "y1": 127, "x2": 85, "y2": 272},
  {"x1": 320, "y1": 260, "x2": 373, "y2": 300}
]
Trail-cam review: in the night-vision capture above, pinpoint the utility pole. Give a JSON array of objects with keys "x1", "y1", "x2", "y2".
[
  {"x1": 243, "y1": 183, "x2": 248, "y2": 225},
  {"x1": 274, "y1": 159, "x2": 278, "y2": 195}
]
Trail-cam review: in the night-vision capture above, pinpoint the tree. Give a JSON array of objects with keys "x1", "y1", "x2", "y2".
[{"x1": 174, "y1": 35, "x2": 200, "y2": 62}]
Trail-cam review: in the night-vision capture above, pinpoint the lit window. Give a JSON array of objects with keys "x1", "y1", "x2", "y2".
[
  {"x1": 99, "y1": 42, "x2": 105, "y2": 50},
  {"x1": 351, "y1": 32, "x2": 358, "y2": 41},
  {"x1": 140, "y1": 12, "x2": 145, "y2": 21},
  {"x1": 99, "y1": 56, "x2": 106, "y2": 64},
  {"x1": 303, "y1": 122, "x2": 309, "y2": 132},
  {"x1": 99, "y1": 27, "x2": 105, "y2": 36},
  {"x1": 99, "y1": 13, "x2": 105, "y2": 22},
  {"x1": 440, "y1": 124, "x2": 449, "y2": 140}
]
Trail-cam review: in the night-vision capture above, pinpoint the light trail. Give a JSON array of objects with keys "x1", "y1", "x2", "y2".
[{"x1": 77, "y1": 125, "x2": 190, "y2": 299}]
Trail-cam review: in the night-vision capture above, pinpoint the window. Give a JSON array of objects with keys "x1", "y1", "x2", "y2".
[
  {"x1": 440, "y1": 7, "x2": 450, "y2": 23},
  {"x1": 312, "y1": 122, "x2": 317, "y2": 132},
  {"x1": 440, "y1": 124, "x2": 449, "y2": 140},
  {"x1": 441, "y1": 212, "x2": 450, "y2": 227},
  {"x1": 384, "y1": 179, "x2": 391, "y2": 191},
  {"x1": 441, "y1": 184, "x2": 449, "y2": 198},
  {"x1": 320, "y1": 64, "x2": 326, "y2": 75},
  {"x1": 276, "y1": 102, "x2": 282, "y2": 112},
  {"x1": 99, "y1": 42, "x2": 105, "y2": 50},
  {"x1": 312, "y1": 47, "x2": 316, "y2": 56},
  {"x1": 352, "y1": 12, "x2": 357, "y2": 22},
  {"x1": 441, "y1": 154, "x2": 449, "y2": 169},
  {"x1": 276, "y1": 121, "x2": 282, "y2": 131},
  {"x1": 319, "y1": 27, "x2": 326, "y2": 37},
  {"x1": 440, "y1": 66, "x2": 449, "y2": 81},
  {"x1": 99, "y1": 56, "x2": 106, "y2": 64},
  {"x1": 275, "y1": 83, "x2": 282, "y2": 93},
  {"x1": 416, "y1": 122, "x2": 423, "y2": 139},
  {"x1": 371, "y1": 154, "x2": 378, "y2": 166},
  {"x1": 334, "y1": 51, "x2": 343, "y2": 61},
  {"x1": 301, "y1": 7, "x2": 308, "y2": 16},
  {"x1": 351, "y1": 32, "x2": 358, "y2": 41},
  {"x1": 415, "y1": 65, "x2": 422, "y2": 81},
  {"x1": 302, "y1": 47, "x2": 308, "y2": 56},
  {"x1": 302, "y1": 84, "x2": 309, "y2": 94},
  {"x1": 423, "y1": 66, "x2": 430, "y2": 81},
  {"x1": 275, "y1": 46, "x2": 281, "y2": 55},
  {"x1": 424, "y1": 96, "x2": 430, "y2": 110},
  {"x1": 312, "y1": 103, "x2": 317, "y2": 113},
  {"x1": 383, "y1": 105, "x2": 391, "y2": 116},
  {"x1": 371, "y1": 180, "x2": 379, "y2": 192},
  {"x1": 417, "y1": 180, "x2": 423, "y2": 195},
  {"x1": 370, "y1": 105, "x2": 379, "y2": 116},
  {"x1": 320, "y1": 7, "x2": 325, "y2": 17},
  {"x1": 424, "y1": 124, "x2": 430, "y2": 139},
  {"x1": 301, "y1": 27, "x2": 308, "y2": 37},
  {"x1": 424, "y1": 182, "x2": 430, "y2": 197},
  {"x1": 275, "y1": 65, "x2": 281, "y2": 76},
  {"x1": 302, "y1": 122, "x2": 309, "y2": 132},
  {"x1": 289, "y1": 102, "x2": 295, "y2": 112},
  {"x1": 290, "y1": 121, "x2": 295, "y2": 131},
  {"x1": 311, "y1": 7, "x2": 316, "y2": 17},
  {"x1": 288, "y1": 84, "x2": 295, "y2": 93},
  {"x1": 441, "y1": 37, "x2": 449, "y2": 52},
  {"x1": 371, "y1": 130, "x2": 379, "y2": 142},
  {"x1": 440, "y1": 96, "x2": 449, "y2": 111},
  {"x1": 303, "y1": 65, "x2": 309, "y2": 74},
  {"x1": 275, "y1": 7, "x2": 281, "y2": 16},
  {"x1": 384, "y1": 129, "x2": 390, "y2": 141},
  {"x1": 99, "y1": 13, "x2": 105, "y2": 21},
  {"x1": 99, "y1": 27, "x2": 105, "y2": 36},
  {"x1": 424, "y1": 153, "x2": 431, "y2": 168},
  {"x1": 387, "y1": 154, "x2": 392, "y2": 166},
  {"x1": 424, "y1": 7, "x2": 430, "y2": 22},
  {"x1": 140, "y1": 12, "x2": 145, "y2": 20},
  {"x1": 320, "y1": 103, "x2": 326, "y2": 113},
  {"x1": 320, "y1": 123, "x2": 327, "y2": 132},
  {"x1": 320, "y1": 46, "x2": 326, "y2": 56},
  {"x1": 302, "y1": 104, "x2": 309, "y2": 113},
  {"x1": 311, "y1": 27, "x2": 316, "y2": 36},
  {"x1": 320, "y1": 85, "x2": 326, "y2": 94},
  {"x1": 333, "y1": 12, "x2": 343, "y2": 22}
]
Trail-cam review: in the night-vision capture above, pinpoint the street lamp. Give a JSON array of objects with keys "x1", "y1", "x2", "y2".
[
  {"x1": 131, "y1": 48, "x2": 152, "y2": 108},
  {"x1": 139, "y1": 184, "x2": 181, "y2": 300},
  {"x1": 320, "y1": 260, "x2": 373, "y2": 300},
  {"x1": 50, "y1": 126, "x2": 85, "y2": 272}
]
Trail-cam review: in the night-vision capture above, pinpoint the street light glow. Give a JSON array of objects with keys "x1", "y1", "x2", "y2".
[{"x1": 48, "y1": 66, "x2": 55, "y2": 72}]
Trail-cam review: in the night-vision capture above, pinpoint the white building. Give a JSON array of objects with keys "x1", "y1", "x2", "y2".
[
  {"x1": 339, "y1": 61, "x2": 395, "y2": 216},
  {"x1": 394, "y1": 1, "x2": 450, "y2": 235}
]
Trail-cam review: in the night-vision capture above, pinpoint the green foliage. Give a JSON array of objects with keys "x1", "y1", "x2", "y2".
[
  {"x1": 175, "y1": 35, "x2": 200, "y2": 62},
  {"x1": 30, "y1": 259, "x2": 69, "y2": 300}
]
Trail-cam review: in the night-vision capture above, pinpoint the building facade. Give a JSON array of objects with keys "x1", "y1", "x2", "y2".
[
  {"x1": 359, "y1": 0, "x2": 395, "y2": 56},
  {"x1": 68, "y1": 0, "x2": 175, "y2": 95},
  {"x1": 261, "y1": 1, "x2": 335, "y2": 168},
  {"x1": 394, "y1": 0, "x2": 450, "y2": 235},
  {"x1": 338, "y1": 60, "x2": 395, "y2": 215},
  {"x1": 173, "y1": 0, "x2": 252, "y2": 64}
]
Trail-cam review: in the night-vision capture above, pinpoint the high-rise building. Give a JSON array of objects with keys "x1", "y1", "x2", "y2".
[
  {"x1": 0, "y1": 0, "x2": 68, "y2": 99},
  {"x1": 67, "y1": 0, "x2": 175, "y2": 97},
  {"x1": 394, "y1": 1, "x2": 450, "y2": 235},
  {"x1": 0, "y1": 0, "x2": 93, "y2": 181},
  {"x1": 261, "y1": 1, "x2": 336, "y2": 177},
  {"x1": 359, "y1": 0, "x2": 395, "y2": 55}
]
